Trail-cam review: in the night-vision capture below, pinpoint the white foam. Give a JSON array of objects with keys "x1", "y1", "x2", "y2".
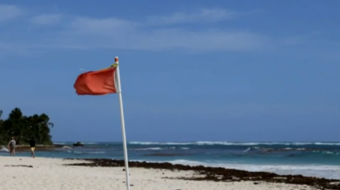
[
  {"x1": 322, "y1": 151, "x2": 340, "y2": 155},
  {"x1": 129, "y1": 141, "x2": 193, "y2": 145},
  {"x1": 73, "y1": 151, "x2": 105, "y2": 154},
  {"x1": 135, "y1": 147, "x2": 178, "y2": 151},
  {"x1": 0, "y1": 147, "x2": 9, "y2": 152},
  {"x1": 314, "y1": 142, "x2": 340, "y2": 146},
  {"x1": 135, "y1": 147, "x2": 163, "y2": 151},
  {"x1": 129, "y1": 141, "x2": 340, "y2": 146}
]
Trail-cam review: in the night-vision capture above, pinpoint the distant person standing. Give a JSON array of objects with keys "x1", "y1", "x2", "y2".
[
  {"x1": 7, "y1": 137, "x2": 16, "y2": 156},
  {"x1": 29, "y1": 138, "x2": 36, "y2": 158}
]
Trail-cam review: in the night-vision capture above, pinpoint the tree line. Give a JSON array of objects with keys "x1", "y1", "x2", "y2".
[{"x1": 0, "y1": 108, "x2": 54, "y2": 145}]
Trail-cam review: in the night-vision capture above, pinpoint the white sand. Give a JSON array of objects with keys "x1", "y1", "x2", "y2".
[{"x1": 0, "y1": 156, "x2": 318, "y2": 190}]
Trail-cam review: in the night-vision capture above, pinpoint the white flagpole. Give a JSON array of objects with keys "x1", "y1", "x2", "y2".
[{"x1": 114, "y1": 56, "x2": 131, "y2": 190}]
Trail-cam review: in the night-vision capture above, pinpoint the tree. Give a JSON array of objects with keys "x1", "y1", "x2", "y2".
[
  {"x1": 0, "y1": 108, "x2": 54, "y2": 145},
  {"x1": 25, "y1": 113, "x2": 54, "y2": 144},
  {"x1": 0, "y1": 110, "x2": 4, "y2": 143}
]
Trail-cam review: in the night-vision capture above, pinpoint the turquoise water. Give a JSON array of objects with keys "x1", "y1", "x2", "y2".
[{"x1": 1, "y1": 141, "x2": 340, "y2": 179}]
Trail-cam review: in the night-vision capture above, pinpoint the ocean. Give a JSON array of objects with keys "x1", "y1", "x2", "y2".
[{"x1": 1, "y1": 141, "x2": 340, "y2": 180}]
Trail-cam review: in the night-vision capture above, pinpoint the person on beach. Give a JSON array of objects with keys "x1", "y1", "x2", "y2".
[
  {"x1": 29, "y1": 138, "x2": 36, "y2": 158},
  {"x1": 7, "y1": 137, "x2": 16, "y2": 156}
]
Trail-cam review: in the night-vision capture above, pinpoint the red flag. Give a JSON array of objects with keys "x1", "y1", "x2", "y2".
[{"x1": 74, "y1": 67, "x2": 117, "y2": 95}]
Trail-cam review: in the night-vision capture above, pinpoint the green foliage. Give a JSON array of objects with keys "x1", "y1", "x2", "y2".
[{"x1": 0, "y1": 108, "x2": 54, "y2": 145}]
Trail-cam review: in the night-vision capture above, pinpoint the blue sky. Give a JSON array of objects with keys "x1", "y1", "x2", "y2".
[{"x1": 0, "y1": 0, "x2": 339, "y2": 142}]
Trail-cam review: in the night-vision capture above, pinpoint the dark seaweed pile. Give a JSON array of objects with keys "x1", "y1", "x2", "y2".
[{"x1": 65, "y1": 159, "x2": 340, "y2": 190}]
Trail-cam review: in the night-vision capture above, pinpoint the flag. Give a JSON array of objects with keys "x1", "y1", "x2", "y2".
[{"x1": 74, "y1": 67, "x2": 117, "y2": 95}]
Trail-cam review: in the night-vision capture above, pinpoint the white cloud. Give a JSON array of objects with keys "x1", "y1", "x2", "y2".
[
  {"x1": 39, "y1": 25, "x2": 267, "y2": 52},
  {"x1": 147, "y1": 8, "x2": 237, "y2": 25},
  {"x1": 33, "y1": 12, "x2": 267, "y2": 52},
  {"x1": 30, "y1": 14, "x2": 62, "y2": 25},
  {"x1": 0, "y1": 4, "x2": 23, "y2": 21},
  {"x1": 69, "y1": 17, "x2": 137, "y2": 35},
  {"x1": 0, "y1": 6, "x2": 335, "y2": 60},
  {"x1": 124, "y1": 29, "x2": 267, "y2": 51},
  {"x1": 0, "y1": 7, "x2": 270, "y2": 54}
]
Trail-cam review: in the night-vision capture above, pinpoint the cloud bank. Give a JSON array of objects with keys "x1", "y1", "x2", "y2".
[
  {"x1": 1, "y1": 4, "x2": 335, "y2": 57},
  {"x1": 0, "y1": 4, "x2": 270, "y2": 55}
]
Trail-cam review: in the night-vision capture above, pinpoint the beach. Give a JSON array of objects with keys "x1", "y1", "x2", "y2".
[{"x1": 1, "y1": 156, "x2": 334, "y2": 190}]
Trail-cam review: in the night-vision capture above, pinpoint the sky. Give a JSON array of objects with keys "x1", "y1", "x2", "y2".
[{"x1": 0, "y1": 0, "x2": 339, "y2": 142}]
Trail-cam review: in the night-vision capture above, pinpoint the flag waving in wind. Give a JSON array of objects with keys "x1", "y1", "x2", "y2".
[
  {"x1": 74, "y1": 66, "x2": 117, "y2": 95},
  {"x1": 73, "y1": 57, "x2": 132, "y2": 190}
]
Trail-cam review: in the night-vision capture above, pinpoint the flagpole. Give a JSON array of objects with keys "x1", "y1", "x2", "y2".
[{"x1": 115, "y1": 56, "x2": 131, "y2": 190}]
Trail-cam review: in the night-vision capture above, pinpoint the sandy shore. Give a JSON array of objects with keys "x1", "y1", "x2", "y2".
[{"x1": 0, "y1": 156, "x2": 324, "y2": 190}]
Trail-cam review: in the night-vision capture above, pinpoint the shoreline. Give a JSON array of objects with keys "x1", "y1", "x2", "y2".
[
  {"x1": 1, "y1": 145, "x2": 340, "y2": 189},
  {"x1": 1, "y1": 144, "x2": 66, "y2": 152},
  {"x1": 2, "y1": 156, "x2": 340, "y2": 189},
  {"x1": 1, "y1": 151, "x2": 340, "y2": 187},
  {"x1": 0, "y1": 156, "x2": 330, "y2": 190},
  {"x1": 65, "y1": 158, "x2": 340, "y2": 189}
]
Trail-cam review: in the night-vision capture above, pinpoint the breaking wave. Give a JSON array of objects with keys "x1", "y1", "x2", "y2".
[{"x1": 129, "y1": 141, "x2": 340, "y2": 146}]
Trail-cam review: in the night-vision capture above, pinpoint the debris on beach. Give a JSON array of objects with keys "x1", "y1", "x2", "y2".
[
  {"x1": 4, "y1": 165, "x2": 33, "y2": 168},
  {"x1": 65, "y1": 158, "x2": 340, "y2": 190}
]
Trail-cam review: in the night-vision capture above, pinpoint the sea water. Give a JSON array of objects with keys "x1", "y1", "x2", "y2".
[{"x1": 1, "y1": 141, "x2": 340, "y2": 179}]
